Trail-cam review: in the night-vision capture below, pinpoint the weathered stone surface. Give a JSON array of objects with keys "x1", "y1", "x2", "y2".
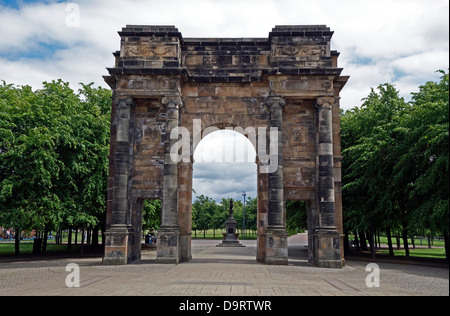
[
  {"x1": 103, "y1": 224, "x2": 134, "y2": 265},
  {"x1": 103, "y1": 25, "x2": 349, "y2": 267}
]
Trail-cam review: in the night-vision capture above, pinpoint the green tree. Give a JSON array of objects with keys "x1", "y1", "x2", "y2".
[
  {"x1": 63, "y1": 82, "x2": 111, "y2": 245},
  {"x1": 192, "y1": 195, "x2": 219, "y2": 238},
  {"x1": 142, "y1": 199, "x2": 161, "y2": 233},
  {"x1": 398, "y1": 71, "x2": 449, "y2": 259},
  {"x1": 286, "y1": 200, "x2": 308, "y2": 235},
  {"x1": 342, "y1": 83, "x2": 409, "y2": 258},
  {"x1": 244, "y1": 197, "x2": 258, "y2": 233},
  {"x1": 211, "y1": 198, "x2": 229, "y2": 236},
  {"x1": 341, "y1": 71, "x2": 449, "y2": 260},
  {"x1": 0, "y1": 80, "x2": 111, "y2": 254},
  {"x1": 0, "y1": 82, "x2": 63, "y2": 254}
]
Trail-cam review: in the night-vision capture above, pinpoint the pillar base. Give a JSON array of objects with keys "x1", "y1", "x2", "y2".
[
  {"x1": 156, "y1": 226, "x2": 181, "y2": 264},
  {"x1": 265, "y1": 227, "x2": 289, "y2": 265},
  {"x1": 180, "y1": 233, "x2": 192, "y2": 262},
  {"x1": 103, "y1": 224, "x2": 133, "y2": 265},
  {"x1": 313, "y1": 227, "x2": 343, "y2": 268},
  {"x1": 256, "y1": 233, "x2": 266, "y2": 263}
]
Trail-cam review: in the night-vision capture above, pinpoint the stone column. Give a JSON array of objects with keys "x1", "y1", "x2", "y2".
[
  {"x1": 264, "y1": 96, "x2": 288, "y2": 265},
  {"x1": 314, "y1": 96, "x2": 342, "y2": 268},
  {"x1": 104, "y1": 96, "x2": 134, "y2": 265},
  {"x1": 331, "y1": 96, "x2": 345, "y2": 264},
  {"x1": 256, "y1": 159, "x2": 268, "y2": 263},
  {"x1": 156, "y1": 96, "x2": 182, "y2": 264},
  {"x1": 178, "y1": 156, "x2": 193, "y2": 262}
]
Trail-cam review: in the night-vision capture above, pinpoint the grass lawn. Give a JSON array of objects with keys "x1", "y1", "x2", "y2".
[
  {"x1": 0, "y1": 241, "x2": 87, "y2": 256},
  {"x1": 348, "y1": 235, "x2": 447, "y2": 260},
  {"x1": 378, "y1": 247, "x2": 447, "y2": 259},
  {"x1": 375, "y1": 236, "x2": 446, "y2": 248},
  {"x1": 191, "y1": 229, "x2": 257, "y2": 240}
]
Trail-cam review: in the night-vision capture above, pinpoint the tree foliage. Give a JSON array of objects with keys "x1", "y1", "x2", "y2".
[
  {"x1": 286, "y1": 200, "x2": 308, "y2": 235},
  {"x1": 142, "y1": 199, "x2": 161, "y2": 233},
  {"x1": 341, "y1": 71, "x2": 449, "y2": 260},
  {"x1": 191, "y1": 195, "x2": 257, "y2": 237},
  {"x1": 0, "y1": 80, "x2": 112, "y2": 253}
]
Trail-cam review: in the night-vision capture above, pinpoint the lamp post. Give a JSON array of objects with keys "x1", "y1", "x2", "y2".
[{"x1": 242, "y1": 191, "x2": 246, "y2": 240}]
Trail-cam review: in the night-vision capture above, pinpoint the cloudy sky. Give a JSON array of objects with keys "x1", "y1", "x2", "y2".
[
  {"x1": 193, "y1": 130, "x2": 258, "y2": 201},
  {"x1": 0, "y1": 0, "x2": 448, "y2": 202}
]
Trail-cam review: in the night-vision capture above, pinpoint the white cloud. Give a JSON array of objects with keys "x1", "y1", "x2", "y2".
[
  {"x1": 1, "y1": 0, "x2": 448, "y2": 199},
  {"x1": 194, "y1": 130, "x2": 256, "y2": 164},
  {"x1": 391, "y1": 50, "x2": 450, "y2": 78},
  {"x1": 0, "y1": 0, "x2": 447, "y2": 109},
  {"x1": 193, "y1": 162, "x2": 258, "y2": 202},
  {"x1": 0, "y1": 2, "x2": 81, "y2": 53},
  {"x1": 193, "y1": 130, "x2": 257, "y2": 201}
]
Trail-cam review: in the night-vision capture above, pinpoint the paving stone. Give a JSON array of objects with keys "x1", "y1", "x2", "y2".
[{"x1": 0, "y1": 239, "x2": 448, "y2": 296}]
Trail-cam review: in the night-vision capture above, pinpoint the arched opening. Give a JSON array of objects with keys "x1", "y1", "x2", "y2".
[
  {"x1": 193, "y1": 129, "x2": 257, "y2": 201},
  {"x1": 286, "y1": 200, "x2": 310, "y2": 264},
  {"x1": 191, "y1": 129, "x2": 258, "y2": 260},
  {"x1": 141, "y1": 199, "x2": 161, "y2": 251}
]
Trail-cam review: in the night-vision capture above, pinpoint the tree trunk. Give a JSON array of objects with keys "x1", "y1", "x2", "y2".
[
  {"x1": 396, "y1": 235, "x2": 401, "y2": 250},
  {"x1": 354, "y1": 231, "x2": 360, "y2": 251},
  {"x1": 444, "y1": 231, "x2": 449, "y2": 262},
  {"x1": 68, "y1": 227, "x2": 73, "y2": 252},
  {"x1": 359, "y1": 230, "x2": 367, "y2": 251},
  {"x1": 81, "y1": 229, "x2": 85, "y2": 255},
  {"x1": 402, "y1": 222, "x2": 410, "y2": 260},
  {"x1": 42, "y1": 224, "x2": 49, "y2": 254},
  {"x1": 92, "y1": 226, "x2": 99, "y2": 247},
  {"x1": 87, "y1": 228, "x2": 92, "y2": 244},
  {"x1": 427, "y1": 235, "x2": 432, "y2": 249},
  {"x1": 33, "y1": 230, "x2": 42, "y2": 255},
  {"x1": 14, "y1": 228, "x2": 20, "y2": 256},
  {"x1": 386, "y1": 226, "x2": 394, "y2": 257},
  {"x1": 343, "y1": 228, "x2": 350, "y2": 254},
  {"x1": 369, "y1": 224, "x2": 376, "y2": 260},
  {"x1": 377, "y1": 230, "x2": 381, "y2": 248},
  {"x1": 101, "y1": 222, "x2": 106, "y2": 248}
]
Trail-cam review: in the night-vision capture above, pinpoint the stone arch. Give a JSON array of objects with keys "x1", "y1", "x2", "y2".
[
  {"x1": 103, "y1": 25, "x2": 349, "y2": 268},
  {"x1": 192, "y1": 128, "x2": 258, "y2": 235}
]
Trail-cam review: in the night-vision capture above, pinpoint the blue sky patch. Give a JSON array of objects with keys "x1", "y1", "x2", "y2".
[
  {"x1": 392, "y1": 68, "x2": 409, "y2": 82},
  {"x1": 351, "y1": 55, "x2": 374, "y2": 65},
  {"x1": 0, "y1": 0, "x2": 60, "y2": 9},
  {"x1": 1, "y1": 41, "x2": 69, "y2": 61}
]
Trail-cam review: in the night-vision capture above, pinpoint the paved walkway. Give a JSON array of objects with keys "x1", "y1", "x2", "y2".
[{"x1": 0, "y1": 238, "x2": 448, "y2": 296}]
